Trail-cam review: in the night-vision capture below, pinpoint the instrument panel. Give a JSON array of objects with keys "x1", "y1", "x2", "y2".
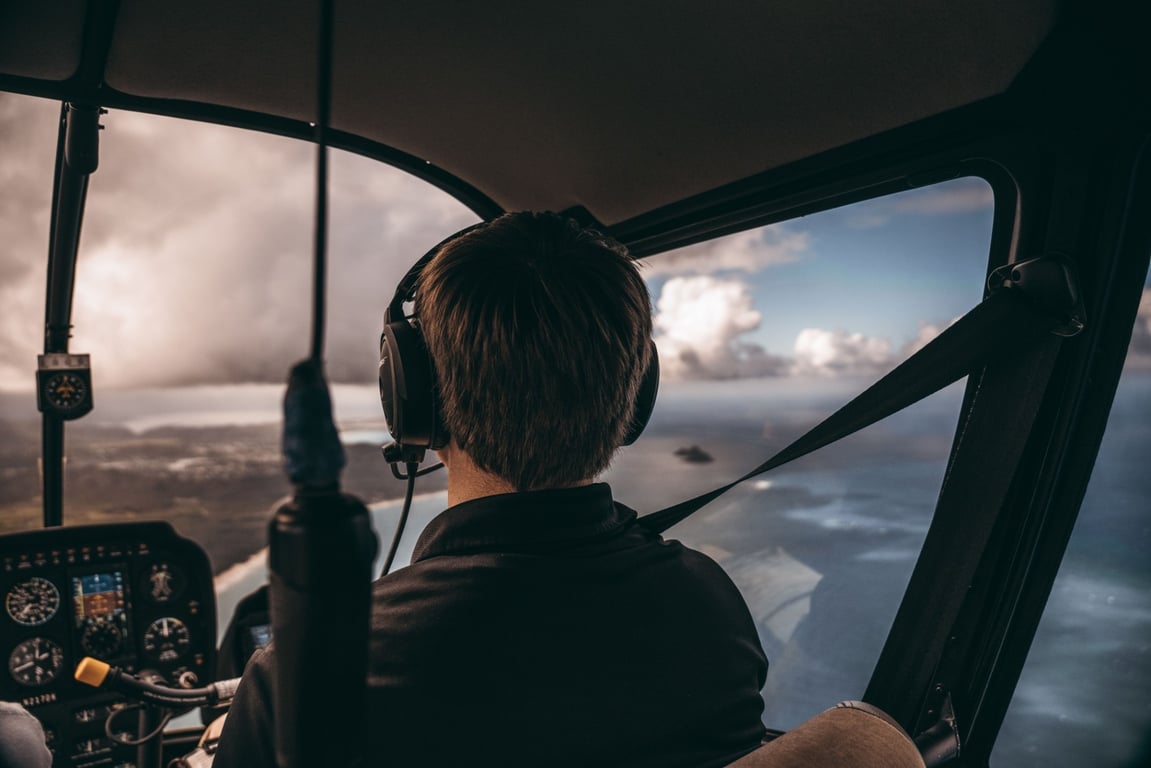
[{"x1": 0, "y1": 522, "x2": 216, "y2": 767}]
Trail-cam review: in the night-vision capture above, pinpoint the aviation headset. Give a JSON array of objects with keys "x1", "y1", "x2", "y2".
[{"x1": 378, "y1": 219, "x2": 660, "y2": 458}]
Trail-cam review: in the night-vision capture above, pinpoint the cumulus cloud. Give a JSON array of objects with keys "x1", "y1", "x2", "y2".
[
  {"x1": 642, "y1": 225, "x2": 808, "y2": 276},
  {"x1": 651, "y1": 273, "x2": 962, "y2": 381},
  {"x1": 0, "y1": 94, "x2": 477, "y2": 389},
  {"x1": 792, "y1": 312, "x2": 969, "y2": 377},
  {"x1": 653, "y1": 275, "x2": 788, "y2": 379},
  {"x1": 792, "y1": 328, "x2": 892, "y2": 377}
]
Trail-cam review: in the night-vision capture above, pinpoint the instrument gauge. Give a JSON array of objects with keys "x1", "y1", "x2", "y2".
[
  {"x1": 142, "y1": 617, "x2": 191, "y2": 663},
  {"x1": 5, "y1": 577, "x2": 60, "y2": 626},
  {"x1": 141, "y1": 562, "x2": 185, "y2": 604},
  {"x1": 80, "y1": 619, "x2": 123, "y2": 658},
  {"x1": 8, "y1": 637, "x2": 64, "y2": 687}
]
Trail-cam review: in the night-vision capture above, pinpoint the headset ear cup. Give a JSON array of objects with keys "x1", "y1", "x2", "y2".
[
  {"x1": 380, "y1": 224, "x2": 487, "y2": 455},
  {"x1": 378, "y1": 327, "x2": 403, "y2": 439},
  {"x1": 379, "y1": 321, "x2": 449, "y2": 450},
  {"x1": 622, "y1": 341, "x2": 659, "y2": 446}
]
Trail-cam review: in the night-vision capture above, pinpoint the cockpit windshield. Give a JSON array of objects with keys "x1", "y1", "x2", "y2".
[{"x1": 0, "y1": 93, "x2": 478, "y2": 579}]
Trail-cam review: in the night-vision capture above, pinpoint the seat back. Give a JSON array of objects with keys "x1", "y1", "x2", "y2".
[{"x1": 726, "y1": 702, "x2": 926, "y2": 768}]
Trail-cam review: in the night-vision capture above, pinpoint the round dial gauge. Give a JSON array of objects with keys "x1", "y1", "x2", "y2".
[
  {"x1": 44, "y1": 372, "x2": 87, "y2": 410},
  {"x1": 6, "y1": 577, "x2": 60, "y2": 626},
  {"x1": 8, "y1": 637, "x2": 64, "y2": 687},
  {"x1": 81, "y1": 619, "x2": 123, "y2": 658},
  {"x1": 142, "y1": 617, "x2": 191, "y2": 663}
]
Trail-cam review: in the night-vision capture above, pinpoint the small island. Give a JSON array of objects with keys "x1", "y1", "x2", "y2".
[{"x1": 674, "y1": 445, "x2": 714, "y2": 464}]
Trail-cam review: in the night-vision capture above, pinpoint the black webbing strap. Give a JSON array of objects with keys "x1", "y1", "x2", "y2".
[
  {"x1": 865, "y1": 317, "x2": 1064, "y2": 733},
  {"x1": 636, "y1": 263, "x2": 1078, "y2": 535}
]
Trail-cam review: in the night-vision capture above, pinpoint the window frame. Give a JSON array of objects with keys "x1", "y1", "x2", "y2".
[{"x1": 616, "y1": 119, "x2": 1151, "y2": 763}]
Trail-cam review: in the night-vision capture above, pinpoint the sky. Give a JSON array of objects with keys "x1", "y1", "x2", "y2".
[{"x1": 1, "y1": 91, "x2": 1149, "y2": 394}]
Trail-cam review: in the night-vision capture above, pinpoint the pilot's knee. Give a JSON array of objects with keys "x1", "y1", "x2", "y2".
[{"x1": 0, "y1": 701, "x2": 53, "y2": 768}]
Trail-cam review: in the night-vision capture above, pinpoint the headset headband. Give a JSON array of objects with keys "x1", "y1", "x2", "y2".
[{"x1": 386, "y1": 222, "x2": 487, "y2": 324}]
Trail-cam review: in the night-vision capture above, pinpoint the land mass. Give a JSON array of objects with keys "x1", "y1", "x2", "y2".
[{"x1": 0, "y1": 419, "x2": 446, "y2": 575}]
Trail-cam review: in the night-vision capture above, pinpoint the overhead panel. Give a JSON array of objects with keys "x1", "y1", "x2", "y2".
[
  {"x1": 26, "y1": 0, "x2": 1057, "y2": 225},
  {"x1": 0, "y1": 1, "x2": 87, "y2": 81},
  {"x1": 104, "y1": 0, "x2": 318, "y2": 123}
]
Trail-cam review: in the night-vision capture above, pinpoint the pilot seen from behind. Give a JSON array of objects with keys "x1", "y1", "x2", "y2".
[{"x1": 214, "y1": 211, "x2": 768, "y2": 767}]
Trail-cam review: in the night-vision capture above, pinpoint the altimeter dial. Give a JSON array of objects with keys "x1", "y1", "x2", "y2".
[
  {"x1": 6, "y1": 577, "x2": 60, "y2": 626},
  {"x1": 142, "y1": 617, "x2": 191, "y2": 663},
  {"x1": 8, "y1": 637, "x2": 64, "y2": 687}
]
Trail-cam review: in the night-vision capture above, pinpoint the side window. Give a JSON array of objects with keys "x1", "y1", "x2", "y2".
[
  {"x1": 993, "y1": 284, "x2": 1151, "y2": 767},
  {"x1": 0, "y1": 94, "x2": 63, "y2": 526},
  {"x1": 0, "y1": 97, "x2": 478, "y2": 581},
  {"x1": 607, "y1": 177, "x2": 995, "y2": 728}
]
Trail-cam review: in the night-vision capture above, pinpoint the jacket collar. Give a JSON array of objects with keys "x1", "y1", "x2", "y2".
[{"x1": 411, "y1": 483, "x2": 637, "y2": 561}]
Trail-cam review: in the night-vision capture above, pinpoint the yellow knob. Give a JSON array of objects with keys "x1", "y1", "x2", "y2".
[{"x1": 74, "y1": 657, "x2": 111, "y2": 688}]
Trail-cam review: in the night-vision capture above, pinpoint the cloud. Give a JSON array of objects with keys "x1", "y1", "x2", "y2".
[
  {"x1": 792, "y1": 328, "x2": 892, "y2": 377},
  {"x1": 893, "y1": 183, "x2": 995, "y2": 215},
  {"x1": 0, "y1": 94, "x2": 477, "y2": 389},
  {"x1": 653, "y1": 275, "x2": 789, "y2": 379},
  {"x1": 847, "y1": 178, "x2": 994, "y2": 229},
  {"x1": 651, "y1": 273, "x2": 965, "y2": 381},
  {"x1": 642, "y1": 225, "x2": 808, "y2": 276},
  {"x1": 791, "y1": 314, "x2": 966, "y2": 378},
  {"x1": 1125, "y1": 288, "x2": 1151, "y2": 370},
  {"x1": 0, "y1": 95, "x2": 61, "y2": 389}
]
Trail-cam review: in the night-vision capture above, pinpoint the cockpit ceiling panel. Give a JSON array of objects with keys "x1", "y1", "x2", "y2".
[
  {"x1": 4, "y1": 0, "x2": 1057, "y2": 225},
  {"x1": 0, "y1": 1, "x2": 86, "y2": 81}
]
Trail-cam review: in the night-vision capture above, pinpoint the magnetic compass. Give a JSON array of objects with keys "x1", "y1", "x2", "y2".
[
  {"x1": 36, "y1": 353, "x2": 93, "y2": 419},
  {"x1": 43, "y1": 372, "x2": 87, "y2": 410}
]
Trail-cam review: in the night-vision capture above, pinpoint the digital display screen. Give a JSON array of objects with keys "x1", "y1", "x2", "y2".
[
  {"x1": 72, "y1": 570, "x2": 126, "y2": 626},
  {"x1": 249, "y1": 623, "x2": 272, "y2": 650}
]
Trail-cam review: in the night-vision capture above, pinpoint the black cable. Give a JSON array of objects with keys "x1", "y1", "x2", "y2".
[
  {"x1": 104, "y1": 703, "x2": 174, "y2": 747},
  {"x1": 380, "y1": 442, "x2": 444, "y2": 479},
  {"x1": 309, "y1": 0, "x2": 334, "y2": 363},
  {"x1": 381, "y1": 462, "x2": 418, "y2": 574}
]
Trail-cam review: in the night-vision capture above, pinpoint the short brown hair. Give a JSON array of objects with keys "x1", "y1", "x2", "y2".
[{"x1": 417, "y1": 212, "x2": 653, "y2": 490}]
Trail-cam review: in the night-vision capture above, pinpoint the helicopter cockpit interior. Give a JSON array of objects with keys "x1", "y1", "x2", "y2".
[
  {"x1": 2, "y1": 523, "x2": 217, "y2": 763},
  {"x1": 1, "y1": 1, "x2": 1148, "y2": 767}
]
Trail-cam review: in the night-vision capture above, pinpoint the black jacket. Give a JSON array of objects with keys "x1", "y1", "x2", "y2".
[{"x1": 214, "y1": 484, "x2": 767, "y2": 767}]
